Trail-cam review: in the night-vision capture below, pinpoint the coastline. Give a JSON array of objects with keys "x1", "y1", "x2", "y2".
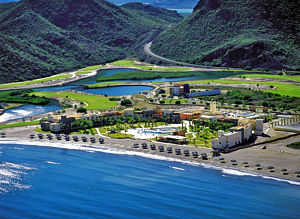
[{"x1": 1, "y1": 126, "x2": 300, "y2": 185}]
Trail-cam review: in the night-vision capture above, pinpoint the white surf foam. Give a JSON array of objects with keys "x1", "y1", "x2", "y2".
[
  {"x1": 0, "y1": 169, "x2": 16, "y2": 177},
  {"x1": 169, "y1": 166, "x2": 185, "y2": 171},
  {"x1": 10, "y1": 109, "x2": 32, "y2": 116},
  {"x1": 0, "y1": 159, "x2": 36, "y2": 193},
  {"x1": 0, "y1": 113, "x2": 15, "y2": 123},
  {"x1": 1, "y1": 139, "x2": 300, "y2": 186},
  {"x1": 45, "y1": 161, "x2": 60, "y2": 165},
  {"x1": 222, "y1": 169, "x2": 259, "y2": 177},
  {"x1": 0, "y1": 162, "x2": 36, "y2": 170}
]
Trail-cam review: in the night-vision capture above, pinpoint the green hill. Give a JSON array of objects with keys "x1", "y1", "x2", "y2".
[
  {"x1": 0, "y1": 0, "x2": 182, "y2": 83},
  {"x1": 151, "y1": 0, "x2": 300, "y2": 70}
]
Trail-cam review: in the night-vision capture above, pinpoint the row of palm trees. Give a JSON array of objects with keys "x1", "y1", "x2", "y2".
[{"x1": 57, "y1": 114, "x2": 178, "y2": 134}]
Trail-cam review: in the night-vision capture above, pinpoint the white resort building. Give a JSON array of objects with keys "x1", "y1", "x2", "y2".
[{"x1": 212, "y1": 119, "x2": 254, "y2": 151}]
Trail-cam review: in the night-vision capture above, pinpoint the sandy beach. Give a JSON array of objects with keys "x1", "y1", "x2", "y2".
[{"x1": 1, "y1": 126, "x2": 300, "y2": 184}]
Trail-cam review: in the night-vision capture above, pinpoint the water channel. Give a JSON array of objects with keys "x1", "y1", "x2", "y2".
[{"x1": 0, "y1": 102, "x2": 61, "y2": 123}]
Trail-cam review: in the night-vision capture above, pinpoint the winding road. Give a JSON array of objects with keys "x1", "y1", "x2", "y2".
[{"x1": 144, "y1": 42, "x2": 219, "y2": 69}]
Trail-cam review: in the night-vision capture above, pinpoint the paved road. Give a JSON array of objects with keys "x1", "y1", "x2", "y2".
[{"x1": 144, "y1": 42, "x2": 220, "y2": 69}]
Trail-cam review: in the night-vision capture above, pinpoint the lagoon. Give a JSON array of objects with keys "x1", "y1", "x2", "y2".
[{"x1": 80, "y1": 85, "x2": 153, "y2": 96}]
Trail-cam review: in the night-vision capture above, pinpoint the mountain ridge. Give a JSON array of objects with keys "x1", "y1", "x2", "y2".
[
  {"x1": 151, "y1": 0, "x2": 300, "y2": 70},
  {"x1": 0, "y1": 0, "x2": 182, "y2": 83}
]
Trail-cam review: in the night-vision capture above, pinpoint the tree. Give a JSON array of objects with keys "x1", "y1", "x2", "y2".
[
  {"x1": 121, "y1": 99, "x2": 132, "y2": 106},
  {"x1": 116, "y1": 119, "x2": 122, "y2": 130},
  {"x1": 262, "y1": 101, "x2": 269, "y2": 107},
  {"x1": 77, "y1": 107, "x2": 87, "y2": 114},
  {"x1": 128, "y1": 117, "x2": 135, "y2": 127}
]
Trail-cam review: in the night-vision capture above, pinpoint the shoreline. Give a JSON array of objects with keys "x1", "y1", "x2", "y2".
[
  {"x1": 1, "y1": 137, "x2": 299, "y2": 186},
  {"x1": 1, "y1": 127, "x2": 300, "y2": 184}
]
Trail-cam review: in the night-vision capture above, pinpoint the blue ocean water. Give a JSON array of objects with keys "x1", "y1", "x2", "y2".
[{"x1": 0, "y1": 142, "x2": 300, "y2": 218}]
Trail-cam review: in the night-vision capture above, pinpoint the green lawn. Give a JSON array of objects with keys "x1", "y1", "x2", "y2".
[
  {"x1": 32, "y1": 91, "x2": 118, "y2": 110},
  {"x1": 164, "y1": 99, "x2": 189, "y2": 104},
  {"x1": 109, "y1": 60, "x2": 191, "y2": 71},
  {"x1": 218, "y1": 69, "x2": 267, "y2": 73},
  {"x1": 34, "y1": 128, "x2": 51, "y2": 133},
  {"x1": 182, "y1": 80, "x2": 300, "y2": 97},
  {"x1": 103, "y1": 132, "x2": 134, "y2": 139},
  {"x1": 71, "y1": 128, "x2": 98, "y2": 135},
  {"x1": 80, "y1": 65, "x2": 103, "y2": 71},
  {"x1": 0, "y1": 74, "x2": 72, "y2": 89},
  {"x1": 88, "y1": 82, "x2": 127, "y2": 88},
  {"x1": 286, "y1": 141, "x2": 300, "y2": 150},
  {"x1": 76, "y1": 71, "x2": 92, "y2": 75},
  {"x1": 0, "y1": 120, "x2": 40, "y2": 130},
  {"x1": 240, "y1": 74, "x2": 300, "y2": 82}
]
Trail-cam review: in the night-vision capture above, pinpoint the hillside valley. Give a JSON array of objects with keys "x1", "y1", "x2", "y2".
[
  {"x1": 0, "y1": 0, "x2": 182, "y2": 83},
  {"x1": 151, "y1": 0, "x2": 300, "y2": 70}
]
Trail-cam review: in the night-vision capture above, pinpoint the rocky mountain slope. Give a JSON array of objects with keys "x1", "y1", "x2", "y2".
[
  {"x1": 151, "y1": 0, "x2": 300, "y2": 70},
  {"x1": 0, "y1": 0, "x2": 182, "y2": 83}
]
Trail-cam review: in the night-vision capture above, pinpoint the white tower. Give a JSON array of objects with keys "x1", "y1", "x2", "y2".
[
  {"x1": 210, "y1": 101, "x2": 217, "y2": 114},
  {"x1": 255, "y1": 119, "x2": 264, "y2": 136}
]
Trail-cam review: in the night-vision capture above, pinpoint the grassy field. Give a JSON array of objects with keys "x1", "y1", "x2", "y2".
[
  {"x1": 218, "y1": 69, "x2": 267, "y2": 73},
  {"x1": 109, "y1": 60, "x2": 191, "y2": 71},
  {"x1": 76, "y1": 71, "x2": 92, "y2": 75},
  {"x1": 0, "y1": 120, "x2": 40, "y2": 130},
  {"x1": 0, "y1": 74, "x2": 72, "y2": 89},
  {"x1": 239, "y1": 74, "x2": 300, "y2": 82},
  {"x1": 34, "y1": 128, "x2": 51, "y2": 133},
  {"x1": 71, "y1": 128, "x2": 98, "y2": 135},
  {"x1": 88, "y1": 82, "x2": 127, "y2": 88},
  {"x1": 33, "y1": 91, "x2": 118, "y2": 110},
  {"x1": 103, "y1": 132, "x2": 134, "y2": 139},
  {"x1": 286, "y1": 141, "x2": 300, "y2": 150},
  {"x1": 79, "y1": 65, "x2": 103, "y2": 71},
  {"x1": 183, "y1": 80, "x2": 300, "y2": 97},
  {"x1": 164, "y1": 99, "x2": 189, "y2": 104}
]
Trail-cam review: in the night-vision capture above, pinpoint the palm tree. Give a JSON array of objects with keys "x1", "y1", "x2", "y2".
[
  {"x1": 128, "y1": 117, "x2": 135, "y2": 128},
  {"x1": 116, "y1": 119, "x2": 122, "y2": 131}
]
